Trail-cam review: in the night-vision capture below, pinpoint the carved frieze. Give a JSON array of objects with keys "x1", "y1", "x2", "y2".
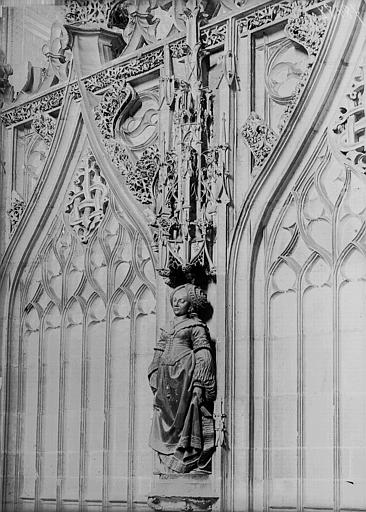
[
  {"x1": 84, "y1": 47, "x2": 164, "y2": 92},
  {"x1": 0, "y1": 88, "x2": 64, "y2": 127},
  {"x1": 148, "y1": 496, "x2": 218, "y2": 512},
  {"x1": 65, "y1": 0, "x2": 116, "y2": 26},
  {"x1": 31, "y1": 111, "x2": 56, "y2": 147},
  {"x1": 238, "y1": 0, "x2": 325, "y2": 34},
  {"x1": 7, "y1": 191, "x2": 26, "y2": 234},
  {"x1": 201, "y1": 21, "x2": 227, "y2": 48},
  {"x1": 169, "y1": 38, "x2": 190, "y2": 59},
  {"x1": 94, "y1": 80, "x2": 139, "y2": 140},
  {"x1": 65, "y1": 152, "x2": 109, "y2": 243},
  {"x1": 241, "y1": 112, "x2": 278, "y2": 171}
]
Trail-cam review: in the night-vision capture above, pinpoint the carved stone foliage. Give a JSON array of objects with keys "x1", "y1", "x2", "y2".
[
  {"x1": 65, "y1": 0, "x2": 116, "y2": 25},
  {"x1": 65, "y1": 0, "x2": 231, "y2": 54},
  {"x1": 238, "y1": 0, "x2": 325, "y2": 34},
  {"x1": 331, "y1": 60, "x2": 366, "y2": 173},
  {"x1": 125, "y1": 144, "x2": 159, "y2": 204},
  {"x1": 285, "y1": 9, "x2": 328, "y2": 58},
  {"x1": 64, "y1": 152, "x2": 109, "y2": 243},
  {"x1": 7, "y1": 190, "x2": 26, "y2": 234},
  {"x1": 0, "y1": 88, "x2": 64, "y2": 127},
  {"x1": 0, "y1": 48, "x2": 14, "y2": 108},
  {"x1": 241, "y1": 112, "x2": 278, "y2": 171},
  {"x1": 200, "y1": 21, "x2": 227, "y2": 48},
  {"x1": 148, "y1": 495, "x2": 218, "y2": 511},
  {"x1": 31, "y1": 111, "x2": 56, "y2": 147},
  {"x1": 169, "y1": 38, "x2": 190, "y2": 59},
  {"x1": 84, "y1": 47, "x2": 164, "y2": 92},
  {"x1": 94, "y1": 79, "x2": 160, "y2": 205}
]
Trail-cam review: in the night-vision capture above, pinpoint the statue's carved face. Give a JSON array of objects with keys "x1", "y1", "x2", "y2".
[{"x1": 172, "y1": 287, "x2": 190, "y2": 317}]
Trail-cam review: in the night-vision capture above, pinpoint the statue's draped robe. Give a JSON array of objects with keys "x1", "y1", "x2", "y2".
[{"x1": 148, "y1": 317, "x2": 216, "y2": 473}]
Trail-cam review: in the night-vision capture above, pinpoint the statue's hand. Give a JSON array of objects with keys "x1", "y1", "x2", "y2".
[{"x1": 192, "y1": 386, "x2": 204, "y2": 406}]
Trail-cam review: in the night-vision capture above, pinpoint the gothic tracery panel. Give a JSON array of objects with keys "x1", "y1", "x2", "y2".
[
  {"x1": 252, "y1": 136, "x2": 366, "y2": 510},
  {"x1": 5, "y1": 181, "x2": 156, "y2": 510}
]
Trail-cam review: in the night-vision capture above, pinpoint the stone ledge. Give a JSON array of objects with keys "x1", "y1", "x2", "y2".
[{"x1": 147, "y1": 496, "x2": 218, "y2": 512}]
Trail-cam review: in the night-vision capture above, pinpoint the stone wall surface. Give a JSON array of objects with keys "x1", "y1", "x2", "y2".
[{"x1": 1, "y1": 1, "x2": 366, "y2": 511}]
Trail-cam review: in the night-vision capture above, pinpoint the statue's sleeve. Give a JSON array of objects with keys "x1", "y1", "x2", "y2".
[
  {"x1": 191, "y1": 325, "x2": 216, "y2": 402},
  {"x1": 148, "y1": 329, "x2": 167, "y2": 393}
]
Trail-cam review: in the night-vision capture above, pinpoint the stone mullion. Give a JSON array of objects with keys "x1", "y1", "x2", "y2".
[
  {"x1": 102, "y1": 215, "x2": 115, "y2": 510},
  {"x1": 34, "y1": 301, "x2": 47, "y2": 510},
  {"x1": 56, "y1": 233, "x2": 75, "y2": 512},
  {"x1": 13, "y1": 302, "x2": 29, "y2": 512},
  {"x1": 331, "y1": 167, "x2": 350, "y2": 512},
  {"x1": 213, "y1": 14, "x2": 235, "y2": 512},
  {"x1": 127, "y1": 293, "x2": 137, "y2": 511},
  {"x1": 79, "y1": 304, "x2": 88, "y2": 511},
  {"x1": 102, "y1": 303, "x2": 113, "y2": 511},
  {"x1": 56, "y1": 305, "x2": 68, "y2": 512}
]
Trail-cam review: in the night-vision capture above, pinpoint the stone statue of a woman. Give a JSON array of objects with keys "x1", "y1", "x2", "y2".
[{"x1": 148, "y1": 283, "x2": 216, "y2": 473}]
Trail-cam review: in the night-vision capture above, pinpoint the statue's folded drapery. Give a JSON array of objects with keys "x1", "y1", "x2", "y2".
[{"x1": 148, "y1": 317, "x2": 216, "y2": 473}]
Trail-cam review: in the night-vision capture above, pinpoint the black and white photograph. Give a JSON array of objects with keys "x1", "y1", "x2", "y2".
[{"x1": 0, "y1": 0, "x2": 365, "y2": 510}]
